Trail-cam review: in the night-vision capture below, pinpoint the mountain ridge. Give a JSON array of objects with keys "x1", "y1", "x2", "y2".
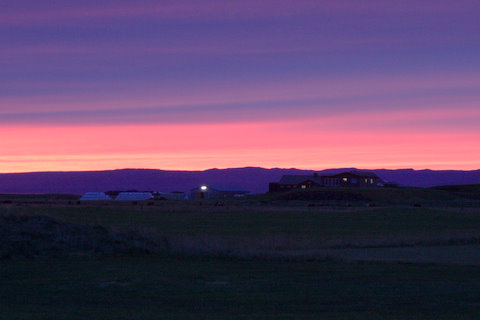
[{"x1": 0, "y1": 167, "x2": 479, "y2": 194}]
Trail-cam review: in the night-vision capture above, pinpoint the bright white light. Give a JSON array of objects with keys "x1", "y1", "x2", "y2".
[{"x1": 200, "y1": 185, "x2": 208, "y2": 191}]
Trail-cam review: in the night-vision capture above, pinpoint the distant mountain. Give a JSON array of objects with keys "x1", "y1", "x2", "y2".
[{"x1": 0, "y1": 167, "x2": 479, "y2": 194}]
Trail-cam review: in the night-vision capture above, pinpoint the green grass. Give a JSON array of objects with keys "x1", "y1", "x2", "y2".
[
  {"x1": 2, "y1": 257, "x2": 480, "y2": 319},
  {"x1": 265, "y1": 186, "x2": 480, "y2": 206},
  {"x1": 4, "y1": 204, "x2": 480, "y2": 239},
  {"x1": 2, "y1": 195, "x2": 480, "y2": 319}
]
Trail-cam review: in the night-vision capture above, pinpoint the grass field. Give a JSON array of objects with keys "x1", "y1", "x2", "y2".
[
  {"x1": 1, "y1": 189, "x2": 480, "y2": 319},
  {"x1": 3, "y1": 202, "x2": 480, "y2": 245},
  {"x1": 2, "y1": 257, "x2": 480, "y2": 319}
]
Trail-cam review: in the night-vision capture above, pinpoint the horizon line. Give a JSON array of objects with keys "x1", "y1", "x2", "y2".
[{"x1": 1, "y1": 166, "x2": 479, "y2": 175}]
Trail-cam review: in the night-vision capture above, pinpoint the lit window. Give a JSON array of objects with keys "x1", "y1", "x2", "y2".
[
  {"x1": 342, "y1": 177, "x2": 348, "y2": 182},
  {"x1": 301, "y1": 185, "x2": 306, "y2": 189}
]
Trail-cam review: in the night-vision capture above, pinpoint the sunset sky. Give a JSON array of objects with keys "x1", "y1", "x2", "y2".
[{"x1": 1, "y1": 0, "x2": 479, "y2": 173}]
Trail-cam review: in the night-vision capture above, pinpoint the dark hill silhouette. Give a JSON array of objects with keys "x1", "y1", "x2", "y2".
[{"x1": 0, "y1": 167, "x2": 479, "y2": 194}]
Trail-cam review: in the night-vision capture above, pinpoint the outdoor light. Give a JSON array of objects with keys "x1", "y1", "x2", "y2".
[{"x1": 200, "y1": 185, "x2": 208, "y2": 191}]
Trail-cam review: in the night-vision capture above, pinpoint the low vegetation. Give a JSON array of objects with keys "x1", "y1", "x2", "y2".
[
  {"x1": 1, "y1": 187, "x2": 480, "y2": 319},
  {"x1": 0, "y1": 214, "x2": 166, "y2": 260},
  {"x1": 3, "y1": 257, "x2": 480, "y2": 319},
  {"x1": 1, "y1": 194, "x2": 480, "y2": 261},
  {"x1": 264, "y1": 185, "x2": 480, "y2": 206}
]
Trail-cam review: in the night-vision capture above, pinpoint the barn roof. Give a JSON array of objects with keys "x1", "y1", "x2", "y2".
[
  {"x1": 350, "y1": 170, "x2": 379, "y2": 177},
  {"x1": 79, "y1": 192, "x2": 112, "y2": 201},
  {"x1": 115, "y1": 192, "x2": 153, "y2": 201}
]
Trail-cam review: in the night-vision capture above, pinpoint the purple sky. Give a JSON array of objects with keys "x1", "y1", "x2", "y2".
[{"x1": 1, "y1": 0, "x2": 479, "y2": 172}]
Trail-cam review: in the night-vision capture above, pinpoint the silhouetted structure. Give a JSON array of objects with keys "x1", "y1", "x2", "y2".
[
  {"x1": 269, "y1": 170, "x2": 384, "y2": 192},
  {"x1": 115, "y1": 192, "x2": 153, "y2": 201},
  {"x1": 190, "y1": 185, "x2": 249, "y2": 199},
  {"x1": 79, "y1": 192, "x2": 112, "y2": 201},
  {"x1": 154, "y1": 191, "x2": 187, "y2": 200}
]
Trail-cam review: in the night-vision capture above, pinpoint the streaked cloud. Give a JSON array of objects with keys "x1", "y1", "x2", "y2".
[
  {"x1": 1, "y1": 0, "x2": 479, "y2": 171},
  {"x1": 2, "y1": 1, "x2": 479, "y2": 26}
]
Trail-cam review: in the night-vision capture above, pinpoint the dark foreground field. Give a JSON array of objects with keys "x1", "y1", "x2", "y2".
[
  {"x1": 3, "y1": 257, "x2": 480, "y2": 319},
  {"x1": 1, "y1": 190, "x2": 480, "y2": 319}
]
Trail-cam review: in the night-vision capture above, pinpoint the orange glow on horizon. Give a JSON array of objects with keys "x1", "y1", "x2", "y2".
[
  {"x1": 2, "y1": 1, "x2": 480, "y2": 176},
  {"x1": 1, "y1": 119, "x2": 479, "y2": 173}
]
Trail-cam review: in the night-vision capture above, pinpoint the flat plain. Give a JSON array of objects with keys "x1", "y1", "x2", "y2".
[{"x1": 1, "y1": 187, "x2": 480, "y2": 319}]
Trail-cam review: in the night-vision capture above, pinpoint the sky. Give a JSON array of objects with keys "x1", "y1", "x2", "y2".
[{"x1": 1, "y1": 0, "x2": 479, "y2": 173}]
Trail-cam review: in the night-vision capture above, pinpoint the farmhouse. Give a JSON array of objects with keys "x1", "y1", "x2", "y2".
[
  {"x1": 330, "y1": 171, "x2": 384, "y2": 187},
  {"x1": 269, "y1": 170, "x2": 384, "y2": 192},
  {"x1": 268, "y1": 175, "x2": 324, "y2": 192},
  {"x1": 190, "y1": 185, "x2": 249, "y2": 199}
]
